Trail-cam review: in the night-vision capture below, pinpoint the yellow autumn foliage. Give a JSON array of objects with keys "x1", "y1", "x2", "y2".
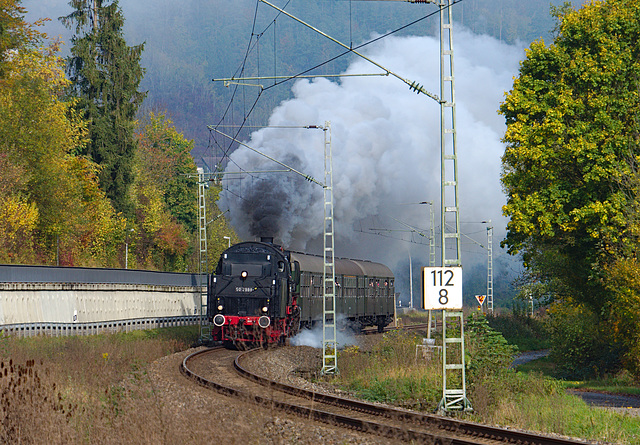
[
  {"x1": 0, "y1": 27, "x2": 123, "y2": 266},
  {"x1": 0, "y1": 196, "x2": 38, "y2": 264}
]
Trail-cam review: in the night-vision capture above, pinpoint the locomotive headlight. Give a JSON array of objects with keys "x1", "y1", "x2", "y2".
[
  {"x1": 262, "y1": 306, "x2": 268, "y2": 313},
  {"x1": 241, "y1": 271, "x2": 248, "y2": 279},
  {"x1": 213, "y1": 314, "x2": 225, "y2": 327},
  {"x1": 217, "y1": 304, "x2": 223, "y2": 311}
]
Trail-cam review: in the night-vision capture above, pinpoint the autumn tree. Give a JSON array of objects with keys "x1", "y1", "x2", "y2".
[
  {"x1": 499, "y1": 0, "x2": 640, "y2": 376},
  {"x1": 61, "y1": 0, "x2": 146, "y2": 216},
  {"x1": 0, "y1": 3, "x2": 125, "y2": 265},
  {"x1": 205, "y1": 184, "x2": 241, "y2": 273},
  {"x1": 135, "y1": 113, "x2": 198, "y2": 231},
  {"x1": 129, "y1": 112, "x2": 197, "y2": 271},
  {"x1": 0, "y1": 0, "x2": 33, "y2": 78}
]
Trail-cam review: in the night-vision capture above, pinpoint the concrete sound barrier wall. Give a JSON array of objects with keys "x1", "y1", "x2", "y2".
[{"x1": 0, "y1": 283, "x2": 203, "y2": 337}]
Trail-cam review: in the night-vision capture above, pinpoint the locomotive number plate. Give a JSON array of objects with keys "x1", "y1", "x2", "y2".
[{"x1": 235, "y1": 287, "x2": 254, "y2": 293}]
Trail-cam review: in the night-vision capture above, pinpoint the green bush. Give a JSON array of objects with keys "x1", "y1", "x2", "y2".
[
  {"x1": 546, "y1": 302, "x2": 621, "y2": 379},
  {"x1": 466, "y1": 313, "x2": 519, "y2": 380},
  {"x1": 486, "y1": 312, "x2": 550, "y2": 351}
]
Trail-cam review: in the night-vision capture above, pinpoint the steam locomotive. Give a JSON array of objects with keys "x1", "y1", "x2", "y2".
[{"x1": 207, "y1": 239, "x2": 395, "y2": 348}]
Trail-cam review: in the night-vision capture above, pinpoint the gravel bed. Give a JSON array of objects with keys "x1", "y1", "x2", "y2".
[
  {"x1": 240, "y1": 337, "x2": 386, "y2": 399},
  {"x1": 148, "y1": 347, "x2": 391, "y2": 444}
]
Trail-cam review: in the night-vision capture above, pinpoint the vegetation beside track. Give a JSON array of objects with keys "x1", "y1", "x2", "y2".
[
  {"x1": 331, "y1": 312, "x2": 640, "y2": 444},
  {"x1": 0, "y1": 327, "x2": 200, "y2": 444},
  {"x1": 3, "y1": 315, "x2": 640, "y2": 444}
]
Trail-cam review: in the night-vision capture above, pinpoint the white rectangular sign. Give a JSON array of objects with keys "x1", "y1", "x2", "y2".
[{"x1": 422, "y1": 267, "x2": 463, "y2": 310}]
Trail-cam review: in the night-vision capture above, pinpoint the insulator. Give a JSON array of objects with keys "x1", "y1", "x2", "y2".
[{"x1": 409, "y1": 81, "x2": 422, "y2": 94}]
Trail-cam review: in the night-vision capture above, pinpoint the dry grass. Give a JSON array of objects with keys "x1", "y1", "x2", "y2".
[
  {"x1": 0, "y1": 328, "x2": 197, "y2": 444},
  {"x1": 0, "y1": 328, "x2": 392, "y2": 445},
  {"x1": 0, "y1": 358, "x2": 78, "y2": 443}
]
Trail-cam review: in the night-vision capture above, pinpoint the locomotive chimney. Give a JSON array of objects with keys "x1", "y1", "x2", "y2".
[{"x1": 260, "y1": 236, "x2": 274, "y2": 244}]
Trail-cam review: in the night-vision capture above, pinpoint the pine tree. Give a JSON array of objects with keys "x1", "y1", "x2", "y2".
[{"x1": 61, "y1": 0, "x2": 146, "y2": 215}]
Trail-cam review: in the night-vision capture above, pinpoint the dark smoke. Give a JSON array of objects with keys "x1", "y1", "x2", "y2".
[
  {"x1": 220, "y1": 31, "x2": 525, "y2": 264},
  {"x1": 238, "y1": 153, "x2": 316, "y2": 241},
  {"x1": 241, "y1": 180, "x2": 284, "y2": 237}
]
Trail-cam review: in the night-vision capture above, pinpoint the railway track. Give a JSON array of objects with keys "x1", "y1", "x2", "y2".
[{"x1": 180, "y1": 347, "x2": 588, "y2": 445}]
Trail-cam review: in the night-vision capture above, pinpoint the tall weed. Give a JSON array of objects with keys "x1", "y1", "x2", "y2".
[
  {"x1": 489, "y1": 391, "x2": 639, "y2": 444},
  {"x1": 0, "y1": 327, "x2": 198, "y2": 444},
  {"x1": 334, "y1": 331, "x2": 442, "y2": 409}
]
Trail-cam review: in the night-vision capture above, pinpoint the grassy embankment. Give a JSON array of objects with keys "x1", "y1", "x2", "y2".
[
  {"x1": 329, "y1": 312, "x2": 640, "y2": 444},
  {"x1": 0, "y1": 327, "x2": 201, "y2": 444}
]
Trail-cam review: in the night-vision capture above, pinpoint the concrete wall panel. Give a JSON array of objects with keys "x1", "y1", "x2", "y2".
[{"x1": 0, "y1": 283, "x2": 201, "y2": 334}]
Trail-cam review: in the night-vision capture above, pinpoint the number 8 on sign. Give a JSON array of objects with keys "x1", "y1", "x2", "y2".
[{"x1": 422, "y1": 267, "x2": 463, "y2": 310}]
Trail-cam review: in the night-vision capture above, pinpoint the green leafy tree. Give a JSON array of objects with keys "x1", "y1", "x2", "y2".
[
  {"x1": 602, "y1": 161, "x2": 640, "y2": 378},
  {"x1": 60, "y1": 0, "x2": 146, "y2": 216},
  {"x1": 499, "y1": 0, "x2": 640, "y2": 376}
]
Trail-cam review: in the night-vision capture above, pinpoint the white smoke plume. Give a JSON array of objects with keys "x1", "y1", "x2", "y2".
[
  {"x1": 289, "y1": 326, "x2": 358, "y2": 349},
  {"x1": 289, "y1": 315, "x2": 358, "y2": 349},
  {"x1": 219, "y1": 28, "x2": 523, "y2": 270}
]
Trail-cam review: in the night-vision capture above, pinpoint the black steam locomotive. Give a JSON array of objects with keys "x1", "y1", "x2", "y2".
[{"x1": 207, "y1": 239, "x2": 395, "y2": 348}]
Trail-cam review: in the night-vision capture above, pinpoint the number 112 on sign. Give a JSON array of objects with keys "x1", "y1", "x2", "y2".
[{"x1": 422, "y1": 267, "x2": 463, "y2": 310}]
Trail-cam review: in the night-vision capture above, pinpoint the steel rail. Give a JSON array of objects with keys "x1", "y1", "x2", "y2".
[{"x1": 181, "y1": 348, "x2": 473, "y2": 444}]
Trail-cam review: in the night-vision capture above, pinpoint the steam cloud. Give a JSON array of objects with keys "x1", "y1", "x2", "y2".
[
  {"x1": 290, "y1": 326, "x2": 357, "y2": 349},
  {"x1": 219, "y1": 28, "x2": 524, "y2": 270}
]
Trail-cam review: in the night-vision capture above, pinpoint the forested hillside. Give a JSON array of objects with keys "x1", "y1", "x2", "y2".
[
  {"x1": 1, "y1": 0, "x2": 239, "y2": 270},
  {"x1": 25, "y1": 0, "x2": 580, "y2": 160}
]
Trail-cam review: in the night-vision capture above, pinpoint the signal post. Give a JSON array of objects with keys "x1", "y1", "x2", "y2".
[{"x1": 423, "y1": 266, "x2": 472, "y2": 412}]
